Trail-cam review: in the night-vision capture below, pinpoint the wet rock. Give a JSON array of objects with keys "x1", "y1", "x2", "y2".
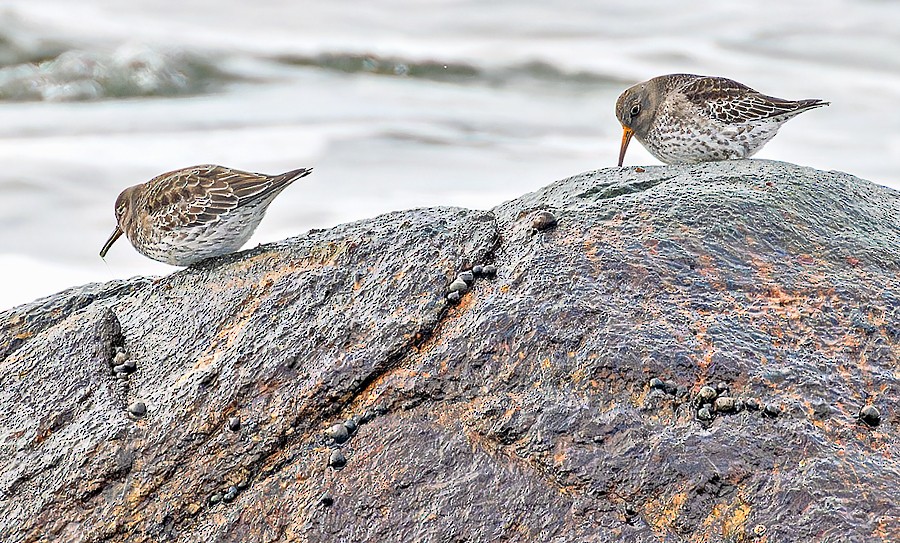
[
  {"x1": 697, "y1": 386, "x2": 717, "y2": 404},
  {"x1": 764, "y1": 403, "x2": 782, "y2": 418},
  {"x1": 128, "y1": 401, "x2": 146, "y2": 418},
  {"x1": 326, "y1": 423, "x2": 350, "y2": 444},
  {"x1": 228, "y1": 416, "x2": 241, "y2": 432},
  {"x1": 714, "y1": 396, "x2": 736, "y2": 413},
  {"x1": 697, "y1": 407, "x2": 713, "y2": 421},
  {"x1": 531, "y1": 210, "x2": 558, "y2": 231},
  {"x1": 343, "y1": 418, "x2": 358, "y2": 435},
  {"x1": 222, "y1": 486, "x2": 238, "y2": 503},
  {"x1": 472, "y1": 265, "x2": 484, "y2": 276},
  {"x1": 481, "y1": 264, "x2": 497, "y2": 277},
  {"x1": 329, "y1": 450, "x2": 347, "y2": 470},
  {"x1": 358, "y1": 409, "x2": 378, "y2": 424},
  {"x1": 448, "y1": 278, "x2": 469, "y2": 294},
  {"x1": 859, "y1": 405, "x2": 881, "y2": 427},
  {"x1": 1, "y1": 162, "x2": 898, "y2": 542}
]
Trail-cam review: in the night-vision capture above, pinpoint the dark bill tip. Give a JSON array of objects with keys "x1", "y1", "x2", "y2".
[{"x1": 100, "y1": 226, "x2": 124, "y2": 258}]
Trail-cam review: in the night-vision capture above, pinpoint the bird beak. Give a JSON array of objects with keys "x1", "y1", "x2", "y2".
[
  {"x1": 617, "y1": 126, "x2": 634, "y2": 167},
  {"x1": 100, "y1": 226, "x2": 123, "y2": 258}
]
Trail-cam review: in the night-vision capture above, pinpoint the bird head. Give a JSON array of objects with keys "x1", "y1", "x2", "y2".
[
  {"x1": 615, "y1": 80, "x2": 661, "y2": 166},
  {"x1": 99, "y1": 185, "x2": 139, "y2": 258}
]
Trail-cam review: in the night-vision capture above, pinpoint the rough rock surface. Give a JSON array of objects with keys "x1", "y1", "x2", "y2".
[{"x1": 1, "y1": 160, "x2": 898, "y2": 542}]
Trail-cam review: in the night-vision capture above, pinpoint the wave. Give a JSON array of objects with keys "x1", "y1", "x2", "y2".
[
  {"x1": 271, "y1": 52, "x2": 628, "y2": 88},
  {"x1": 0, "y1": 42, "x2": 233, "y2": 102},
  {"x1": 0, "y1": 25, "x2": 67, "y2": 69}
]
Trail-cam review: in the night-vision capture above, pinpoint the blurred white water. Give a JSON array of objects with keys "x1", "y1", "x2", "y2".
[{"x1": 0, "y1": 0, "x2": 898, "y2": 310}]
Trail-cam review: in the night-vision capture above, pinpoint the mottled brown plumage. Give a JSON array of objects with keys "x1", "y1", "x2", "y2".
[
  {"x1": 615, "y1": 74, "x2": 828, "y2": 166},
  {"x1": 100, "y1": 164, "x2": 312, "y2": 265}
]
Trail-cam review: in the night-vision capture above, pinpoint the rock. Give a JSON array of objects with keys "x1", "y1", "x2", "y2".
[
  {"x1": 127, "y1": 401, "x2": 146, "y2": 418},
  {"x1": 447, "y1": 278, "x2": 469, "y2": 294},
  {"x1": 662, "y1": 381, "x2": 678, "y2": 395},
  {"x1": 649, "y1": 377, "x2": 678, "y2": 395},
  {"x1": 343, "y1": 418, "x2": 358, "y2": 434},
  {"x1": 359, "y1": 409, "x2": 378, "y2": 424},
  {"x1": 531, "y1": 210, "x2": 558, "y2": 231},
  {"x1": 764, "y1": 403, "x2": 782, "y2": 418},
  {"x1": 714, "y1": 396, "x2": 736, "y2": 413},
  {"x1": 1, "y1": 162, "x2": 898, "y2": 542},
  {"x1": 697, "y1": 407, "x2": 713, "y2": 421},
  {"x1": 859, "y1": 405, "x2": 881, "y2": 427},
  {"x1": 697, "y1": 386, "x2": 717, "y2": 404},
  {"x1": 325, "y1": 423, "x2": 350, "y2": 444},
  {"x1": 328, "y1": 449, "x2": 347, "y2": 470},
  {"x1": 222, "y1": 486, "x2": 238, "y2": 503}
]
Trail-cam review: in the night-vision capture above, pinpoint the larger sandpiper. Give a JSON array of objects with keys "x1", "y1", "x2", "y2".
[
  {"x1": 615, "y1": 74, "x2": 828, "y2": 166},
  {"x1": 100, "y1": 164, "x2": 312, "y2": 266}
]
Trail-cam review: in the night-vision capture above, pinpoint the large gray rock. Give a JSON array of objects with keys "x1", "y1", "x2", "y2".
[{"x1": 1, "y1": 160, "x2": 898, "y2": 542}]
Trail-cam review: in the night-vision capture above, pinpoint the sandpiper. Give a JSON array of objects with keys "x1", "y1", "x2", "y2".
[
  {"x1": 100, "y1": 164, "x2": 312, "y2": 266},
  {"x1": 615, "y1": 74, "x2": 828, "y2": 166}
]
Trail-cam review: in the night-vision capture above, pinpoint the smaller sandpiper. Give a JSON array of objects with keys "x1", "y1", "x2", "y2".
[
  {"x1": 615, "y1": 74, "x2": 828, "y2": 166},
  {"x1": 100, "y1": 164, "x2": 312, "y2": 266}
]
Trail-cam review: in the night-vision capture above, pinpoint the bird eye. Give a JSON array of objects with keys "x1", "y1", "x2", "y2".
[{"x1": 630, "y1": 104, "x2": 641, "y2": 116}]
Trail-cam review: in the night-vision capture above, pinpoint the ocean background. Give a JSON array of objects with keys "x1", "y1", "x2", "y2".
[{"x1": 0, "y1": 0, "x2": 898, "y2": 310}]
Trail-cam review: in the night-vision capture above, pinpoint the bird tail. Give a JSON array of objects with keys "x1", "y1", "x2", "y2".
[
  {"x1": 796, "y1": 99, "x2": 829, "y2": 111},
  {"x1": 262, "y1": 167, "x2": 313, "y2": 196},
  {"x1": 276, "y1": 167, "x2": 314, "y2": 186}
]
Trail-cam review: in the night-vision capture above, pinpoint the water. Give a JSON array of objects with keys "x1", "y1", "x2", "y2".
[{"x1": 1, "y1": 0, "x2": 898, "y2": 310}]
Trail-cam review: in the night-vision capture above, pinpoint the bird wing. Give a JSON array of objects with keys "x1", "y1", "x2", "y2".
[
  {"x1": 678, "y1": 76, "x2": 822, "y2": 124},
  {"x1": 144, "y1": 165, "x2": 312, "y2": 228}
]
